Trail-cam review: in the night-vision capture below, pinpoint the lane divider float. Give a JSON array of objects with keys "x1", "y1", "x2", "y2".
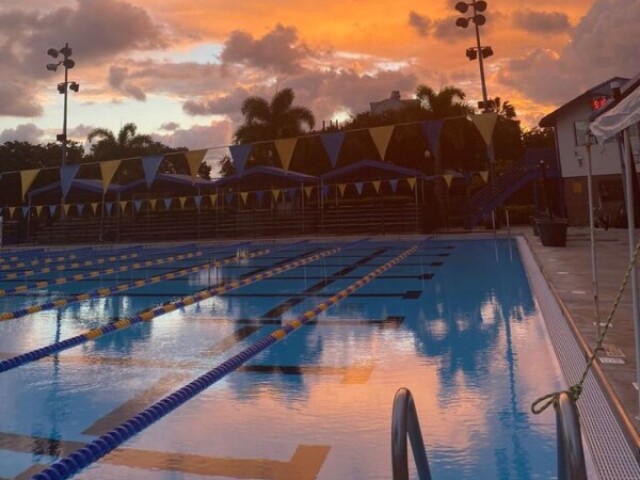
[
  {"x1": 0, "y1": 248, "x2": 271, "y2": 322},
  {"x1": 33, "y1": 244, "x2": 417, "y2": 480},
  {"x1": 0, "y1": 246, "x2": 341, "y2": 374}
]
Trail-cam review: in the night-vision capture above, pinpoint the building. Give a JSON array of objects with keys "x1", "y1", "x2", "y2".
[
  {"x1": 539, "y1": 76, "x2": 640, "y2": 225},
  {"x1": 369, "y1": 90, "x2": 420, "y2": 115}
]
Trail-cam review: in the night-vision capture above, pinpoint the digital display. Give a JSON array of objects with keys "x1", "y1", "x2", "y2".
[{"x1": 591, "y1": 96, "x2": 609, "y2": 110}]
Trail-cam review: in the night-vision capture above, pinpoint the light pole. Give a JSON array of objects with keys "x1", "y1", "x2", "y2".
[
  {"x1": 46, "y1": 43, "x2": 79, "y2": 167},
  {"x1": 455, "y1": 1, "x2": 493, "y2": 112}
]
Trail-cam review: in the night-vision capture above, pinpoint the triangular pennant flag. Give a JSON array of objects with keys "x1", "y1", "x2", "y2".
[
  {"x1": 185, "y1": 149, "x2": 207, "y2": 182},
  {"x1": 369, "y1": 126, "x2": 394, "y2": 160},
  {"x1": 20, "y1": 169, "x2": 40, "y2": 201},
  {"x1": 443, "y1": 174, "x2": 454, "y2": 188},
  {"x1": 9, "y1": 207, "x2": 16, "y2": 219},
  {"x1": 142, "y1": 154, "x2": 164, "y2": 188},
  {"x1": 99, "y1": 160, "x2": 121, "y2": 192},
  {"x1": 321, "y1": 185, "x2": 330, "y2": 199},
  {"x1": 194, "y1": 195, "x2": 202, "y2": 209},
  {"x1": 90, "y1": 202, "x2": 98, "y2": 214},
  {"x1": 320, "y1": 131, "x2": 345, "y2": 168},
  {"x1": 272, "y1": 189, "x2": 281, "y2": 202},
  {"x1": 420, "y1": 120, "x2": 444, "y2": 160},
  {"x1": 134, "y1": 200, "x2": 143, "y2": 212},
  {"x1": 480, "y1": 171, "x2": 489, "y2": 183},
  {"x1": 229, "y1": 144, "x2": 252, "y2": 177},
  {"x1": 274, "y1": 138, "x2": 298, "y2": 171},
  {"x1": 471, "y1": 112, "x2": 499, "y2": 146},
  {"x1": 36, "y1": 205, "x2": 44, "y2": 218},
  {"x1": 163, "y1": 198, "x2": 173, "y2": 210},
  {"x1": 77, "y1": 204, "x2": 85, "y2": 216},
  {"x1": 21, "y1": 206, "x2": 30, "y2": 218},
  {"x1": 355, "y1": 182, "x2": 364, "y2": 195},
  {"x1": 119, "y1": 200, "x2": 128, "y2": 212},
  {"x1": 224, "y1": 192, "x2": 234, "y2": 205},
  {"x1": 179, "y1": 196, "x2": 187, "y2": 209},
  {"x1": 407, "y1": 177, "x2": 416, "y2": 191},
  {"x1": 256, "y1": 191, "x2": 265, "y2": 206},
  {"x1": 372, "y1": 180, "x2": 381, "y2": 193},
  {"x1": 389, "y1": 179, "x2": 399, "y2": 193},
  {"x1": 105, "y1": 202, "x2": 114, "y2": 215},
  {"x1": 60, "y1": 164, "x2": 80, "y2": 198},
  {"x1": 304, "y1": 186, "x2": 314, "y2": 199},
  {"x1": 49, "y1": 205, "x2": 57, "y2": 217},
  {"x1": 63, "y1": 204, "x2": 71, "y2": 216},
  {"x1": 149, "y1": 198, "x2": 158, "y2": 211},
  {"x1": 240, "y1": 192, "x2": 249, "y2": 206},
  {"x1": 209, "y1": 194, "x2": 217, "y2": 208},
  {"x1": 338, "y1": 184, "x2": 347, "y2": 197}
]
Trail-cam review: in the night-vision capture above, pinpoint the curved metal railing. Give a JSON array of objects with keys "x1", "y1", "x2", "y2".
[
  {"x1": 555, "y1": 392, "x2": 587, "y2": 480},
  {"x1": 391, "y1": 387, "x2": 432, "y2": 480}
]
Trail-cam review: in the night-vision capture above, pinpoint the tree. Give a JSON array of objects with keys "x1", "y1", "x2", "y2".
[
  {"x1": 87, "y1": 122, "x2": 154, "y2": 161},
  {"x1": 415, "y1": 84, "x2": 474, "y2": 118},
  {"x1": 233, "y1": 88, "x2": 315, "y2": 168},
  {"x1": 493, "y1": 96, "x2": 516, "y2": 120}
]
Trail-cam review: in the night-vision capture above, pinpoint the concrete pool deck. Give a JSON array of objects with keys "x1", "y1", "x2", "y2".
[{"x1": 519, "y1": 225, "x2": 640, "y2": 439}]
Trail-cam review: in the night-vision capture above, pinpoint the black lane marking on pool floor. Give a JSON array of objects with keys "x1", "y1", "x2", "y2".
[
  {"x1": 219, "y1": 315, "x2": 406, "y2": 328},
  {"x1": 200, "y1": 326, "x2": 262, "y2": 357},
  {"x1": 260, "y1": 248, "x2": 388, "y2": 319}
]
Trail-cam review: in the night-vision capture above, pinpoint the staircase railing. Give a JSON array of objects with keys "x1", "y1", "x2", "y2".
[
  {"x1": 391, "y1": 387, "x2": 432, "y2": 480},
  {"x1": 555, "y1": 392, "x2": 587, "y2": 480}
]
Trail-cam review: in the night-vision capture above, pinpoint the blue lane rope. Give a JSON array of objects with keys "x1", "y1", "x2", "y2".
[
  {"x1": 33, "y1": 244, "x2": 418, "y2": 480},
  {"x1": 0, "y1": 246, "x2": 340, "y2": 375}
]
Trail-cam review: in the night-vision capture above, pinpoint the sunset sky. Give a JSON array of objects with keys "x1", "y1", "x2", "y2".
[{"x1": 1, "y1": 0, "x2": 638, "y2": 168}]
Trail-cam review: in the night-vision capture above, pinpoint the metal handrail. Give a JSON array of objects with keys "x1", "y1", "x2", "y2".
[
  {"x1": 555, "y1": 392, "x2": 587, "y2": 480},
  {"x1": 391, "y1": 387, "x2": 432, "y2": 480}
]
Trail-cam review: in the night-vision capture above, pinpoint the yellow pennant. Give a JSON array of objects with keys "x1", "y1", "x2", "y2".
[
  {"x1": 149, "y1": 198, "x2": 158, "y2": 211},
  {"x1": 369, "y1": 125, "x2": 394, "y2": 160},
  {"x1": 20, "y1": 169, "x2": 40, "y2": 201},
  {"x1": 35, "y1": 205, "x2": 44, "y2": 218},
  {"x1": 90, "y1": 202, "x2": 98, "y2": 214},
  {"x1": 240, "y1": 192, "x2": 249, "y2": 205},
  {"x1": 179, "y1": 196, "x2": 187, "y2": 209},
  {"x1": 372, "y1": 180, "x2": 381, "y2": 193},
  {"x1": 338, "y1": 184, "x2": 347, "y2": 197},
  {"x1": 274, "y1": 138, "x2": 298, "y2": 171},
  {"x1": 272, "y1": 189, "x2": 281, "y2": 202},
  {"x1": 8, "y1": 207, "x2": 15, "y2": 219},
  {"x1": 471, "y1": 113, "x2": 498, "y2": 146},
  {"x1": 480, "y1": 171, "x2": 489, "y2": 183},
  {"x1": 119, "y1": 200, "x2": 128, "y2": 212},
  {"x1": 99, "y1": 160, "x2": 121, "y2": 192},
  {"x1": 407, "y1": 177, "x2": 416, "y2": 190},
  {"x1": 443, "y1": 174, "x2": 453, "y2": 188},
  {"x1": 304, "y1": 186, "x2": 314, "y2": 199},
  {"x1": 209, "y1": 194, "x2": 217, "y2": 207},
  {"x1": 185, "y1": 149, "x2": 207, "y2": 182},
  {"x1": 63, "y1": 204, "x2": 71, "y2": 216}
]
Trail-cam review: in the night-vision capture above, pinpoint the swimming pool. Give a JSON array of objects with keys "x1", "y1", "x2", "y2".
[{"x1": 0, "y1": 237, "x2": 564, "y2": 479}]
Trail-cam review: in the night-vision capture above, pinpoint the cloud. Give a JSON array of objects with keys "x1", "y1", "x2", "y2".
[
  {"x1": 512, "y1": 9, "x2": 570, "y2": 34},
  {"x1": 0, "y1": 81, "x2": 43, "y2": 117},
  {"x1": 220, "y1": 24, "x2": 308, "y2": 74},
  {"x1": 152, "y1": 119, "x2": 234, "y2": 150},
  {"x1": 497, "y1": 0, "x2": 640, "y2": 105},
  {"x1": 108, "y1": 65, "x2": 146, "y2": 100},
  {"x1": 0, "y1": 123, "x2": 45, "y2": 143},
  {"x1": 408, "y1": 11, "x2": 432, "y2": 37},
  {"x1": 183, "y1": 87, "x2": 251, "y2": 119},
  {"x1": 160, "y1": 122, "x2": 180, "y2": 131}
]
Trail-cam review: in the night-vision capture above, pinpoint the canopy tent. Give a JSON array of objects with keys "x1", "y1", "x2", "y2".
[
  {"x1": 590, "y1": 73, "x2": 640, "y2": 142},
  {"x1": 212, "y1": 166, "x2": 317, "y2": 190},
  {"x1": 320, "y1": 159, "x2": 425, "y2": 182}
]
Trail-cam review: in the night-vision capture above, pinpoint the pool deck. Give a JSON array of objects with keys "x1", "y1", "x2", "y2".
[{"x1": 518, "y1": 225, "x2": 640, "y2": 437}]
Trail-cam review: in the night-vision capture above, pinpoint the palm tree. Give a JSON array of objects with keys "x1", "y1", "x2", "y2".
[
  {"x1": 493, "y1": 97, "x2": 516, "y2": 119},
  {"x1": 87, "y1": 122, "x2": 154, "y2": 161},
  {"x1": 415, "y1": 84, "x2": 474, "y2": 118}
]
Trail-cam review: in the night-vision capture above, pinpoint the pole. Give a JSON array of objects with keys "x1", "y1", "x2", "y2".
[
  {"x1": 473, "y1": 7, "x2": 489, "y2": 107},
  {"x1": 584, "y1": 136, "x2": 601, "y2": 339},
  {"x1": 622, "y1": 128, "x2": 640, "y2": 420},
  {"x1": 62, "y1": 56, "x2": 68, "y2": 168}
]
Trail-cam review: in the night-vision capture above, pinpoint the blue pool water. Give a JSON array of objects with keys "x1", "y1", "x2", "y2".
[{"x1": 0, "y1": 237, "x2": 562, "y2": 479}]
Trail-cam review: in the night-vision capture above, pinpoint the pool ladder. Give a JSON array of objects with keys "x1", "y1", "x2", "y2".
[{"x1": 391, "y1": 388, "x2": 587, "y2": 480}]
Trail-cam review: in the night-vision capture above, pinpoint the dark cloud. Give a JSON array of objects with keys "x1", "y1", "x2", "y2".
[
  {"x1": 0, "y1": 123, "x2": 45, "y2": 143},
  {"x1": 183, "y1": 88, "x2": 251, "y2": 119},
  {"x1": 512, "y1": 9, "x2": 570, "y2": 34},
  {"x1": 220, "y1": 24, "x2": 308, "y2": 74},
  {"x1": 108, "y1": 66, "x2": 146, "y2": 101},
  {"x1": 432, "y1": 15, "x2": 467, "y2": 42},
  {"x1": 152, "y1": 120, "x2": 234, "y2": 151},
  {"x1": 160, "y1": 122, "x2": 180, "y2": 131},
  {"x1": 497, "y1": 0, "x2": 640, "y2": 104},
  {"x1": 408, "y1": 11, "x2": 432, "y2": 37},
  {"x1": 0, "y1": 81, "x2": 43, "y2": 117}
]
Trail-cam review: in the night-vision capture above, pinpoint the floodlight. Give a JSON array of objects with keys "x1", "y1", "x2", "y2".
[
  {"x1": 473, "y1": 14, "x2": 486, "y2": 26},
  {"x1": 475, "y1": 1, "x2": 487, "y2": 12},
  {"x1": 69, "y1": 82, "x2": 79, "y2": 92},
  {"x1": 46, "y1": 63, "x2": 59, "y2": 72},
  {"x1": 455, "y1": 2, "x2": 469, "y2": 13},
  {"x1": 47, "y1": 48, "x2": 59, "y2": 58},
  {"x1": 63, "y1": 58, "x2": 75, "y2": 69},
  {"x1": 456, "y1": 18, "x2": 469, "y2": 28}
]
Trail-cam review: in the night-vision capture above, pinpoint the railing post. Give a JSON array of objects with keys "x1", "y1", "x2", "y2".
[
  {"x1": 555, "y1": 392, "x2": 587, "y2": 480},
  {"x1": 392, "y1": 388, "x2": 432, "y2": 480}
]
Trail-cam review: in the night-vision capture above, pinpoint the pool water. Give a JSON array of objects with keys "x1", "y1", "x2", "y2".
[{"x1": 0, "y1": 238, "x2": 562, "y2": 479}]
